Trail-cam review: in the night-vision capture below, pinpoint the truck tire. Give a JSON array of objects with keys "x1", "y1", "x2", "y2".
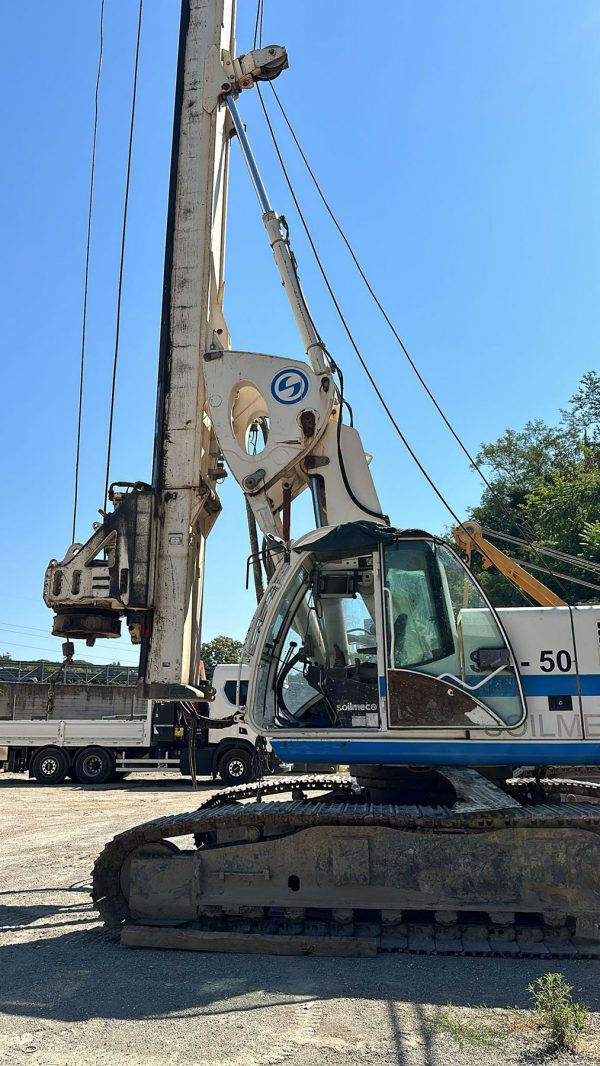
[
  {"x1": 31, "y1": 748, "x2": 69, "y2": 785},
  {"x1": 218, "y1": 747, "x2": 254, "y2": 786},
  {"x1": 74, "y1": 746, "x2": 114, "y2": 785}
]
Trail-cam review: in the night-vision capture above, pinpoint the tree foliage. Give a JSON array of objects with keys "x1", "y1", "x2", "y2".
[
  {"x1": 199, "y1": 635, "x2": 242, "y2": 678},
  {"x1": 463, "y1": 371, "x2": 600, "y2": 605}
]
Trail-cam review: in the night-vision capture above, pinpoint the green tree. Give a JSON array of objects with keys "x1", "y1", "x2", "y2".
[
  {"x1": 562, "y1": 370, "x2": 600, "y2": 442},
  {"x1": 476, "y1": 419, "x2": 579, "y2": 486},
  {"x1": 461, "y1": 372, "x2": 600, "y2": 605},
  {"x1": 581, "y1": 519, "x2": 600, "y2": 559},
  {"x1": 525, "y1": 464, "x2": 600, "y2": 563},
  {"x1": 0, "y1": 652, "x2": 11, "y2": 661},
  {"x1": 199, "y1": 635, "x2": 242, "y2": 678}
]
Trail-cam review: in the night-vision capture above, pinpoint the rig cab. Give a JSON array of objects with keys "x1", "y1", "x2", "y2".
[{"x1": 244, "y1": 522, "x2": 526, "y2": 761}]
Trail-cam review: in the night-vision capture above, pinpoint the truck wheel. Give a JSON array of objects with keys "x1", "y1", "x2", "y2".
[
  {"x1": 74, "y1": 746, "x2": 114, "y2": 785},
  {"x1": 218, "y1": 748, "x2": 254, "y2": 786},
  {"x1": 31, "y1": 748, "x2": 69, "y2": 785}
]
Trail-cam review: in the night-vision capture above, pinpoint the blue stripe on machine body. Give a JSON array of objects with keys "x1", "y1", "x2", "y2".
[
  {"x1": 271, "y1": 738, "x2": 600, "y2": 766},
  {"x1": 464, "y1": 674, "x2": 600, "y2": 697}
]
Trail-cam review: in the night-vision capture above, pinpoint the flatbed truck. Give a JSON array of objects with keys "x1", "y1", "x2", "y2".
[{"x1": 0, "y1": 665, "x2": 272, "y2": 785}]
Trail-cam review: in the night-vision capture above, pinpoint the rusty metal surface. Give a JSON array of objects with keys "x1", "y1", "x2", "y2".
[
  {"x1": 127, "y1": 823, "x2": 600, "y2": 917},
  {"x1": 387, "y1": 670, "x2": 493, "y2": 727}
]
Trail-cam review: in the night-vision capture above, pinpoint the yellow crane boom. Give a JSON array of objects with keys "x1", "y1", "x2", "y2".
[{"x1": 453, "y1": 520, "x2": 566, "y2": 607}]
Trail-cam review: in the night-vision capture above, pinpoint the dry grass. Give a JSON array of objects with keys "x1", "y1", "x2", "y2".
[
  {"x1": 433, "y1": 992, "x2": 599, "y2": 1064},
  {"x1": 433, "y1": 1006, "x2": 507, "y2": 1050}
]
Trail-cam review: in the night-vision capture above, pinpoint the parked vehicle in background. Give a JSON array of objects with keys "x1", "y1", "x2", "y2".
[{"x1": 0, "y1": 665, "x2": 275, "y2": 785}]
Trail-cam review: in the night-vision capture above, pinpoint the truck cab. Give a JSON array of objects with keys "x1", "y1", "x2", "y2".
[{"x1": 177, "y1": 664, "x2": 275, "y2": 785}]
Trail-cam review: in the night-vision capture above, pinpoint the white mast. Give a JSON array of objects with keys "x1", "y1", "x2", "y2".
[{"x1": 145, "y1": 0, "x2": 237, "y2": 694}]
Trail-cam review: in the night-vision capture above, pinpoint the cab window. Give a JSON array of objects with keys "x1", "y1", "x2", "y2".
[{"x1": 223, "y1": 680, "x2": 249, "y2": 705}]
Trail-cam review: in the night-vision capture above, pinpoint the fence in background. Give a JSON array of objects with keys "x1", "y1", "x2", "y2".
[{"x1": 0, "y1": 660, "x2": 138, "y2": 686}]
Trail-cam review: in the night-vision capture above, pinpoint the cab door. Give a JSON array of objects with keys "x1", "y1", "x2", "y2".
[{"x1": 381, "y1": 538, "x2": 526, "y2": 730}]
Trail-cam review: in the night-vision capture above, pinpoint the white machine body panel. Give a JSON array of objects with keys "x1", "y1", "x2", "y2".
[{"x1": 498, "y1": 605, "x2": 600, "y2": 741}]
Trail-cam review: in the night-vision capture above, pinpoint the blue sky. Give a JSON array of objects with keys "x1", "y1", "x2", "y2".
[{"x1": 1, "y1": 1, "x2": 599, "y2": 667}]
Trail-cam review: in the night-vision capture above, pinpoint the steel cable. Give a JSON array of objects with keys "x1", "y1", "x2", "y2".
[
  {"x1": 253, "y1": 0, "x2": 264, "y2": 50},
  {"x1": 267, "y1": 84, "x2": 558, "y2": 556},
  {"x1": 103, "y1": 0, "x2": 144, "y2": 512},
  {"x1": 255, "y1": 85, "x2": 537, "y2": 606},
  {"x1": 266, "y1": 84, "x2": 536, "y2": 534},
  {"x1": 259, "y1": 88, "x2": 587, "y2": 604},
  {"x1": 72, "y1": 0, "x2": 105, "y2": 543}
]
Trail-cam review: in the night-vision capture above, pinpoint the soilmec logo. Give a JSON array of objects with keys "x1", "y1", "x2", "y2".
[
  {"x1": 270, "y1": 367, "x2": 310, "y2": 405},
  {"x1": 338, "y1": 702, "x2": 378, "y2": 712}
]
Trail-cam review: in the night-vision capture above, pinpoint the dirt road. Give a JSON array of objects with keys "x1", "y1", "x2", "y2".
[{"x1": 1, "y1": 772, "x2": 599, "y2": 1065}]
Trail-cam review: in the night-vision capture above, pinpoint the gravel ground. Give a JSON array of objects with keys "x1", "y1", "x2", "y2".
[{"x1": 1, "y1": 771, "x2": 599, "y2": 1066}]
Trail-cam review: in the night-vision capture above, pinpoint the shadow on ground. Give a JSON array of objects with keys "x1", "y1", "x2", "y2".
[
  {"x1": 0, "y1": 776, "x2": 214, "y2": 795},
  {"x1": 1, "y1": 924, "x2": 599, "y2": 1026}
]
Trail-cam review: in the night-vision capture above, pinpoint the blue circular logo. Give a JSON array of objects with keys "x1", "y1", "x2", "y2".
[{"x1": 270, "y1": 367, "x2": 310, "y2": 405}]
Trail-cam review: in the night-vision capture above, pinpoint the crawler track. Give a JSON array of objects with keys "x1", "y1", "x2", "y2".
[{"x1": 93, "y1": 775, "x2": 600, "y2": 957}]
